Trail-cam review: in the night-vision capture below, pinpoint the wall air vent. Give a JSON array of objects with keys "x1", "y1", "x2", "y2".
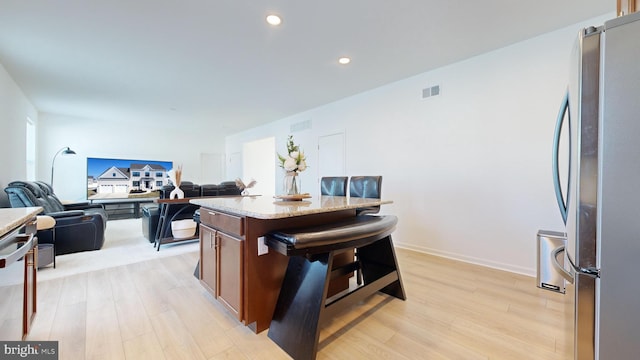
[
  {"x1": 290, "y1": 119, "x2": 312, "y2": 132},
  {"x1": 422, "y1": 85, "x2": 441, "y2": 98}
]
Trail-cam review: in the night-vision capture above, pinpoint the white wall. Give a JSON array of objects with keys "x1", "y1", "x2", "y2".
[
  {"x1": 0, "y1": 62, "x2": 38, "y2": 192},
  {"x1": 226, "y1": 14, "x2": 614, "y2": 276},
  {"x1": 37, "y1": 113, "x2": 228, "y2": 201}
]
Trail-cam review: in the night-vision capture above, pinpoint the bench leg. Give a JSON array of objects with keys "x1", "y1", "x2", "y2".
[
  {"x1": 358, "y1": 235, "x2": 406, "y2": 300},
  {"x1": 268, "y1": 253, "x2": 333, "y2": 360}
]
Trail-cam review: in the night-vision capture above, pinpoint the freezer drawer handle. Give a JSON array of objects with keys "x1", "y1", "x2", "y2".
[{"x1": 551, "y1": 245, "x2": 574, "y2": 284}]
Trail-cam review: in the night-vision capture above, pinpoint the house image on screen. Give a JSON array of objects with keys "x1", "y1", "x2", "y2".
[
  {"x1": 87, "y1": 176, "x2": 98, "y2": 192},
  {"x1": 96, "y1": 163, "x2": 169, "y2": 194}
]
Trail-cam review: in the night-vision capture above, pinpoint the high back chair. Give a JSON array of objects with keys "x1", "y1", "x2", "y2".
[
  {"x1": 320, "y1": 176, "x2": 348, "y2": 196},
  {"x1": 349, "y1": 175, "x2": 382, "y2": 215}
]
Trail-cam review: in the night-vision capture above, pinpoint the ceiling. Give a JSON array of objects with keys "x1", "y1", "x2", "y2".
[{"x1": 0, "y1": 0, "x2": 614, "y2": 134}]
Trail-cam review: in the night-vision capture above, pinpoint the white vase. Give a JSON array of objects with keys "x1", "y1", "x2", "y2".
[{"x1": 169, "y1": 186, "x2": 184, "y2": 199}]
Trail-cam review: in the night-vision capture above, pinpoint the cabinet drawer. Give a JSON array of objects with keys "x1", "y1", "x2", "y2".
[{"x1": 200, "y1": 209, "x2": 244, "y2": 237}]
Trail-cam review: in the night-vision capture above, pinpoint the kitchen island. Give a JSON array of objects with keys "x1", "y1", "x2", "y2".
[
  {"x1": 190, "y1": 195, "x2": 391, "y2": 333},
  {"x1": 0, "y1": 207, "x2": 41, "y2": 340}
]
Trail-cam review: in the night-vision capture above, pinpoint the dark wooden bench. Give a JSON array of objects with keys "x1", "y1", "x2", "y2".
[{"x1": 265, "y1": 215, "x2": 406, "y2": 360}]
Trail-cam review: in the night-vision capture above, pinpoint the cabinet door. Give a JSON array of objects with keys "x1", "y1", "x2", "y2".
[
  {"x1": 217, "y1": 231, "x2": 243, "y2": 320},
  {"x1": 199, "y1": 225, "x2": 217, "y2": 296}
]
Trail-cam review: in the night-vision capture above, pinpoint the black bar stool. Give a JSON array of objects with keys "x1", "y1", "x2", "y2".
[{"x1": 266, "y1": 215, "x2": 405, "y2": 360}]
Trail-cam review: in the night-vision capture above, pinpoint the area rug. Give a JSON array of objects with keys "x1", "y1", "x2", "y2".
[{"x1": 37, "y1": 218, "x2": 199, "y2": 282}]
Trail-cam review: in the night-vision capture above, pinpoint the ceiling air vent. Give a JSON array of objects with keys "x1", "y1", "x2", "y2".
[
  {"x1": 422, "y1": 85, "x2": 440, "y2": 98},
  {"x1": 290, "y1": 119, "x2": 312, "y2": 132}
]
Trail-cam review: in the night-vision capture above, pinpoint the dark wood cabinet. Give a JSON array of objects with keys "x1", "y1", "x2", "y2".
[
  {"x1": 199, "y1": 225, "x2": 217, "y2": 295},
  {"x1": 199, "y1": 209, "x2": 244, "y2": 321},
  {"x1": 216, "y1": 231, "x2": 243, "y2": 320}
]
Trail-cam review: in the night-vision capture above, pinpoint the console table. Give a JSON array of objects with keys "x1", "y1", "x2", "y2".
[
  {"x1": 190, "y1": 195, "x2": 392, "y2": 333},
  {"x1": 153, "y1": 197, "x2": 200, "y2": 251}
]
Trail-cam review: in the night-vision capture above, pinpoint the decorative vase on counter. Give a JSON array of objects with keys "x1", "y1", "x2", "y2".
[
  {"x1": 283, "y1": 171, "x2": 301, "y2": 195},
  {"x1": 168, "y1": 166, "x2": 184, "y2": 199},
  {"x1": 169, "y1": 184, "x2": 184, "y2": 199}
]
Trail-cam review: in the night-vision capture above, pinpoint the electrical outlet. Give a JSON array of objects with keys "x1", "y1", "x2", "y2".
[{"x1": 258, "y1": 236, "x2": 269, "y2": 256}]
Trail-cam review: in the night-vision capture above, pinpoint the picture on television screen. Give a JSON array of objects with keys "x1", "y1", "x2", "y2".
[{"x1": 87, "y1": 157, "x2": 174, "y2": 200}]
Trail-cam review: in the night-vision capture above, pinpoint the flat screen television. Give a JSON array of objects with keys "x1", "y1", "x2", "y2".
[{"x1": 87, "y1": 157, "x2": 174, "y2": 200}]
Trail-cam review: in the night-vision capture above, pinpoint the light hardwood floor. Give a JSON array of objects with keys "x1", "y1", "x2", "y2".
[{"x1": 27, "y1": 248, "x2": 573, "y2": 359}]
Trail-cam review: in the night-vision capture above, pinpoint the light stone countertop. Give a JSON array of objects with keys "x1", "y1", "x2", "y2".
[
  {"x1": 0, "y1": 207, "x2": 42, "y2": 238},
  {"x1": 190, "y1": 195, "x2": 392, "y2": 219}
]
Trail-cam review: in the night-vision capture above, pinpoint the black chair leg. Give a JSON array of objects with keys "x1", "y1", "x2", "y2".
[
  {"x1": 355, "y1": 248, "x2": 363, "y2": 285},
  {"x1": 268, "y1": 253, "x2": 333, "y2": 360}
]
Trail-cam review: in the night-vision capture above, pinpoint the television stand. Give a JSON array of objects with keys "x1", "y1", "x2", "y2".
[{"x1": 90, "y1": 198, "x2": 156, "y2": 220}]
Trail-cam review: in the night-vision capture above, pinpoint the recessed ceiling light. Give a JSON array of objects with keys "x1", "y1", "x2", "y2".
[
  {"x1": 266, "y1": 14, "x2": 282, "y2": 26},
  {"x1": 338, "y1": 57, "x2": 351, "y2": 65}
]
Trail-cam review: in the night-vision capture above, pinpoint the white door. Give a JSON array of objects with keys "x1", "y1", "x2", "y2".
[
  {"x1": 200, "y1": 153, "x2": 225, "y2": 184},
  {"x1": 317, "y1": 132, "x2": 346, "y2": 191}
]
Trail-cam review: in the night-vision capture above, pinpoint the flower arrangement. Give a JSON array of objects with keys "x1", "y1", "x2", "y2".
[
  {"x1": 277, "y1": 135, "x2": 307, "y2": 173},
  {"x1": 277, "y1": 135, "x2": 307, "y2": 195}
]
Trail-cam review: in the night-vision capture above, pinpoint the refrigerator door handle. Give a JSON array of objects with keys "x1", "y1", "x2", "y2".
[
  {"x1": 551, "y1": 245, "x2": 575, "y2": 284},
  {"x1": 552, "y1": 91, "x2": 571, "y2": 224}
]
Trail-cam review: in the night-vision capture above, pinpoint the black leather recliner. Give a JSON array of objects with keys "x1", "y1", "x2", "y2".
[
  {"x1": 34, "y1": 181, "x2": 107, "y2": 219},
  {"x1": 4, "y1": 180, "x2": 107, "y2": 255}
]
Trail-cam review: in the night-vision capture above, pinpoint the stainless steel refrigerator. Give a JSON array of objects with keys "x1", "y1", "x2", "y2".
[{"x1": 537, "y1": 11, "x2": 640, "y2": 360}]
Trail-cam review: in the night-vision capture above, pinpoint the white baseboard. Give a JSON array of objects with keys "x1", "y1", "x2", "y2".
[{"x1": 394, "y1": 241, "x2": 536, "y2": 278}]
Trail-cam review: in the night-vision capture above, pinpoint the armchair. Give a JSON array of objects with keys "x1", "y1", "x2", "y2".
[{"x1": 4, "y1": 181, "x2": 107, "y2": 255}]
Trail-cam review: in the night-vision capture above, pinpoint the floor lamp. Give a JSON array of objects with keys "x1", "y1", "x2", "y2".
[{"x1": 51, "y1": 146, "x2": 76, "y2": 188}]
